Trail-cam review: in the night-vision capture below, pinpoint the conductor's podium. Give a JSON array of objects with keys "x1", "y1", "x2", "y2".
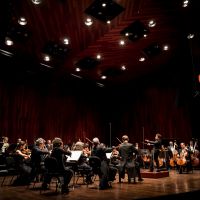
[{"x1": 141, "y1": 169, "x2": 169, "y2": 179}]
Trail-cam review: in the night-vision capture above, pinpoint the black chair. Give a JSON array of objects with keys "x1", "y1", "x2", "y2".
[
  {"x1": 0, "y1": 156, "x2": 20, "y2": 186},
  {"x1": 0, "y1": 169, "x2": 9, "y2": 186},
  {"x1": 75, "y1": 165, "x2": 93, "y2": 186},
  {"x1": 41, "y1": 156, "x2": 63, "y2": 193}
]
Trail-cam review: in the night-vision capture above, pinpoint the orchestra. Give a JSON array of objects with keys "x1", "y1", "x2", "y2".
[{"x1": 0, "y1": 134, "x2": 199, "y2": 193}]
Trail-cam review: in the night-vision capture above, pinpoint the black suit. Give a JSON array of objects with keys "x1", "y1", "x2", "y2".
[
  {"x1": 50, "y1": 147, "x2": 74, "y2": 188},
  {"x1": 148, "y1": 139, "x2": 162, "y2": 171},
  {"x1": 91, "y1": 144, "x2": 117, "y2": 189},
  {"x1": 118, "y1": 142, "x2": 142, "y2": 182}
]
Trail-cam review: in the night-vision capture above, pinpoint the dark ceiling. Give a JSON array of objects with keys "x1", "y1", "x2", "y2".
[{"x1": 0, "y1": 0, "x2": 199, "y2": 88}]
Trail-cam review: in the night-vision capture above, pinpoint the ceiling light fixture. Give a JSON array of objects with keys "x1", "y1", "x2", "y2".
[
  {"x1": 84, "y1": 18, "x2": 93, "y2": 26},
  {"x1": 101, "y1": 75, "x2": 107, "y2": 79},
  {"x1": 75, "y1": 67, "x2": 81, "y2": 72},
  {"x1": 182, "y1": 0, "x2": 189, "y2": 7},
  {"x1": 163, "y1": 45, "x2": 169, "y2": 51},
  {"x1": 139, "y1": 57, "x2": 145, "y2": 62},
  {"x1": 148, "y1": 20, "x2": 156, "y2": 27},
  {"x1": 96, "y1": 54, "x2": 101, "y2": 59},
  {"x1": 5, "y1": 37, "x2": 14, "y2": 46},
  {"x1": 18, "y1": 17, "x2": 27, "y2": 26},
  {"x1": 121, "y1": 65, "x2": 126, "y2": 70},
  {"x1": 63, "y1": 38, "x2": 69, "y2": 45},
  {"x1": 43, "y1": 55, "x2": 50, "y2": 62},
  {"x1": 187, "y1": 33, "x2": 194, "y2": 39},
  {"x1": 31, "y1": 0, "x2": 42, "y2": 5},
  {"x1": 119, "y1": 40, "x2": 125, "y2": 46}
]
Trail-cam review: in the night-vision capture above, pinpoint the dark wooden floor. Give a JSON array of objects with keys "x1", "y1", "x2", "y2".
[{"x1": 1, "y1": 169, "x2": 200, "y2": 200}]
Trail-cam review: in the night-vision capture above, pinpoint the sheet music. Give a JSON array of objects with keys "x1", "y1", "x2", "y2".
[
  {"x1": 106, "y1": 152, "x2": 112, "y2": 159},
  {"x1": 66, "y1": 150, "x2": 82, "y2": 162}
]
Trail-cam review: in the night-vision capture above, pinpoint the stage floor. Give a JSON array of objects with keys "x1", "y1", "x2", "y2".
[{"x1": 1, "y1": 169, "x2": 200, "y2": 200}]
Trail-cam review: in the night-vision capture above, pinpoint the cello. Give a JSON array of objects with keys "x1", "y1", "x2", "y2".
[{"x1": 176, "y1": 143, "x2": 187, "y2": 166}]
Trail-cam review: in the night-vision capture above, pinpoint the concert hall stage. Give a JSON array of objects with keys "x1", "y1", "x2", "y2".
[{"x1": 1, "y1": 169, "x2": 200, "y2": 200}]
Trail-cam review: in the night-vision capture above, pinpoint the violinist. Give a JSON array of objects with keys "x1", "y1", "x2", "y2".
[
  {"x1": 110, "y1": 146, "x2": 120, "y2": 166},
  {"x1": 13, "y1": 141, "x2": 32, "y2": 185},
  {"x1": 42, "y1": 137, "x2": 73, "y2": 194},
  {"x1": 75, "y1": 143, "x2": 93, "y2": 184},
  {"x1": 30, "y1": 138, "x2": 49, "y2": 182},
  {"x1": 91, "y1": 137, "x2": 117, "y2": 189},
  {"x1": 15, "y1": 141, "x2": 31, "y2": 159}
]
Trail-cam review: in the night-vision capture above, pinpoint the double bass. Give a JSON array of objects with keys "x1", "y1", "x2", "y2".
[
  {"x1": 169, "y1": 142, "x2": 178, "y2": 167},
  {"x1": 191, "y1": 140, "x2": 199, "y2": 167}
]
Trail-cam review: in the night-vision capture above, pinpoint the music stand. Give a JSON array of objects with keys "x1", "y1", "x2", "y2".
[
  {"x1": 66, "y1": 151, "x2": 82, "y2": 189},
  {"x1": 66, "y1": 151, "x2": 82, "y2": 162}
]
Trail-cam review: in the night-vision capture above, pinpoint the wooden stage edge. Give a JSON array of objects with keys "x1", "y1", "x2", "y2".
[{"x1": 141, "y1": 169, "x2": 169, "y2": 178}]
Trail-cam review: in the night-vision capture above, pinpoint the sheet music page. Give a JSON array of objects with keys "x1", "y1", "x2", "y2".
[
  {"x1": 106, "y1": 152, "x2": 112, "y2": 159},
  {"x1": 66, "y1": 150, "x2": 82, "y2": 161}
]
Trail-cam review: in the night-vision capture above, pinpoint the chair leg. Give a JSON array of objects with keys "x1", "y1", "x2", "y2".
[{"x1": 1, "y1": 176, "x2": 6, "y2": 186}]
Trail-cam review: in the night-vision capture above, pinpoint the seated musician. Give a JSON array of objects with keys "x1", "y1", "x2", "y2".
[
  {"x1": 91, "y1": 138, "x2": 117, "y2": 189},
  {"x1": 118, "y1": 135, "x2": 143, "y2": 183},
  {"x1": 42, "y1": 137, "x2": 73, "y2": 194},
  {"x1": 74, "y1": 143, "x2": 93, "y2": 184},
  {"x1": 13, "y1": 141, "x2": 32, "y2": 185},
  {"x1": 1, "y1": 136, "x2": 9, "y2": 153},
  {"x1": 110, "y1": 146, "x2": 120, "y2": 166},
  {"x1": 145, "y1": 133, "x2": 162, "y2": 172},
  {"x1": 30, "y1": 138, "x2": 49, "y2": 182},
  {"x1": 167, "y1": 141, "x2": 178, "y2": 169},
  {"x1": 177, "y1": 142, "x2": 192, "y2": 173}
]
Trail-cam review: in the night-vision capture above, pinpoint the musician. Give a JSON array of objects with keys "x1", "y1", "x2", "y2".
[
  {"x1": 44, "y1": 137, "x2": 73, "y2": 194},
  {"x1": 74, "y1": 143, "x2": 93, "y2": 184},
  {"x1": 145, "y1": 133, "x2": 162, "y2": 172},
  {"x1": 45, "y1": 139, "x2": 53, "y2": 152},
  {"x1": 177, "y1": 142, "x2": 192, "y2": 173},
  {"x1": 110, "y1": 146, "x2": 120, "y2": 166},
  {"x1": 91, "y1": 137, "x2": 117, "y2": 189},
  {"x1": 12, "y1": 141, "x2": 32, "y2": 185},
  {"x1": 118, "y1": 135, "x2": 143, "y2": 183},
  {"x1": 167, "y1": 141, "x2": 178, "y2": 169},
  {"x1": 1, "y1": 136, "x2": 9, "y2": 153},
  {"x1": 30, "y1": 138, "x2": 49, "y2": 182},
  {"x1": 189, "y1": 139, "x2": 199, "y2": 167}
]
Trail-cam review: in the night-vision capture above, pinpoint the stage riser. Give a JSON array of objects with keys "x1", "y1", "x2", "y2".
[{"x1": 141, "y1": 171, "x2": 169, "y2": 179}]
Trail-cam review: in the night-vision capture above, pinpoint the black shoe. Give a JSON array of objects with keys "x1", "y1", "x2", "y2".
[
  {"x1": 61, "y1": 187, "x2": 69, "y2": 194},
  {"x1": 41, "y1": 183, "x2": 48, "y2": 190},
  {"x1": 138, "y1": 178, "x2": 144, "y2": 182}
]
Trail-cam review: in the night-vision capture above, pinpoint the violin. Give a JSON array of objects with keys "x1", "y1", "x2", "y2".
[{"x1": 21, "y1": 148, "x2": 31, "y2": 155}]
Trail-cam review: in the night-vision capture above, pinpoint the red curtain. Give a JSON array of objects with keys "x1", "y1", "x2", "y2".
[{"x1": 0, "y1": 80, "x2": 192, "y2": 147}]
